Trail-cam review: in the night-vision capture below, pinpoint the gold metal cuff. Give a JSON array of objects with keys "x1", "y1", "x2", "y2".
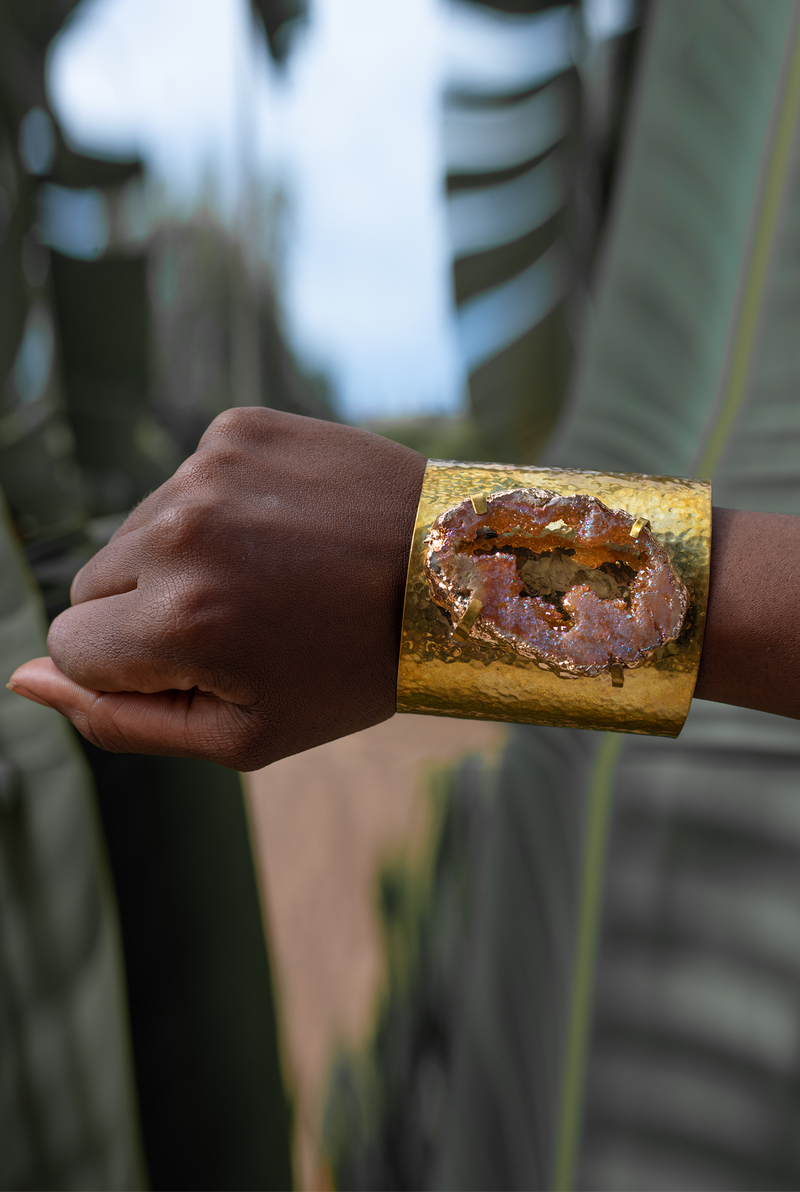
[{"x1": 397, "y1": 461, "x2": 712, "y2": 737}]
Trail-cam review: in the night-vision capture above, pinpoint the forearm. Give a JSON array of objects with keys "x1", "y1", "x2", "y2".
[
  {"x1": 695, "y1": 507, "x2": 800, "y2": 720},
  {"x1": 7, "y1": 417, "x2": 800, "y2": 767}
]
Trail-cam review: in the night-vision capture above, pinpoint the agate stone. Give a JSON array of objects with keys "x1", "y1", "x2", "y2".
[{"x1": 424, "y1": 488, "x2": 689, "y2": 677}]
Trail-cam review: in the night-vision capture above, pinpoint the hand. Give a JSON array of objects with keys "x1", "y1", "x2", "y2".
[{"x1": 8, "y1": 408, "x2": 427, "y2": 770}]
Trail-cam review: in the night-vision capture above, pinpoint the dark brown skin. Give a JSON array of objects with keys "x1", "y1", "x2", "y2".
[
  {"x1": 694, "y1": 506, "x2": 800, "y2": 721},
  {"x1": 7, "y1": 408, "x2": 426, "y2": 771},
  {"x1": 7, "y1": 410, "x2": 800, "y2": 766}
]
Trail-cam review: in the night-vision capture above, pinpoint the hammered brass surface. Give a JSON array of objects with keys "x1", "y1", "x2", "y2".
[{"x1": 397, "y1": 462, "x2": 712, "y2": 737}]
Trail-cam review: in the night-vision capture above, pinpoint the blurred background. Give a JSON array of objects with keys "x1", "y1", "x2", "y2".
[
  {"x1": 10, "y1": 2, "x2": 800, "y2": 1192},
  {"x1": 23, "y1": 2, "x2": 793, "y2": 1191}
]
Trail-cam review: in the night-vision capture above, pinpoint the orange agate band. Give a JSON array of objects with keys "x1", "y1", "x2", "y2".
[{"x1": 396, "y1": 461, "x2": 712, "y2": 738}]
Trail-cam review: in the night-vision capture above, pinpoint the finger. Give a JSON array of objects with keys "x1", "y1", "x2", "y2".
[
  {"x1": 71, "y1": 524, "x2": 145, "y2": 605},
  {"x1": 47, "y1": 590, "x2": 195, "y2": 694},
  {"x1": 8, "y1": 657, "x2": 258, "y2": 768}
]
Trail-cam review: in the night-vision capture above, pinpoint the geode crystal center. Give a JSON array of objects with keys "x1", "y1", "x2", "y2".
[{"x1": 424, "y1": 488, "x2": 690, "y2": 676}]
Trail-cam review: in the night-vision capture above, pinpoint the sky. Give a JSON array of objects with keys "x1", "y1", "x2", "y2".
[
  {"x1": 46, "y1": 0, "x2": 635, "y2": 421},
  {"x1": 47, "y1": 0, "x2": 467, "y2": 421}
]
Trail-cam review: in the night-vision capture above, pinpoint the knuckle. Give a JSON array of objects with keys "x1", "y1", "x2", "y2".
[
  {"x1": 205, "y1": 405, "x2": 276, "y2": 442},
  {"x1": 162, "y1": 596, "x2": 212, "y2": 653},
  {"x1": 141, "y1": 579, "x2": 228, "y2": 668},
  {"x1": 147, "y1": 501, "x2": 221, "y2": 570},
  {"x1": 206, "y1": 406, "x2": 251, "y2": 438},
  {"x1": 171, "y1": 447, "x2": 241, "y2": 497}
]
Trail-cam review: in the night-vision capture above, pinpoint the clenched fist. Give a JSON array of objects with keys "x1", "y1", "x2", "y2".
[{"x1": 9, "y1": 408, "x2": 426, "y2": 770}]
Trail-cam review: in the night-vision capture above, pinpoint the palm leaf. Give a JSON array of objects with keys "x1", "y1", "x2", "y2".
[{"x1": 441, "y1": 4, "x2": 800, "y2": 1191}]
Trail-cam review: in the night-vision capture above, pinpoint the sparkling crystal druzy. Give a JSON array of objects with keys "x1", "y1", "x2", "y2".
[{"x1": 424, "y1": 489, "x2": 690, "y2": 677}]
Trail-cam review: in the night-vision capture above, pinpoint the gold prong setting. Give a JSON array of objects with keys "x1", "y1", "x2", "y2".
[{"x1": 452, "y1": 597, "x2": 483, "y2": 641}]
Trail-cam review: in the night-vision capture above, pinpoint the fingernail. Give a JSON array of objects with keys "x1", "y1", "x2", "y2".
[{"x1": 6, "y1": 681, "x2": 54, "y2": 710}]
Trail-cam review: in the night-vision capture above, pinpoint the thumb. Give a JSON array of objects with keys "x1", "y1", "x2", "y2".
[{"x1": 8, "y1": 657, "x2": 259, "y2": 769}]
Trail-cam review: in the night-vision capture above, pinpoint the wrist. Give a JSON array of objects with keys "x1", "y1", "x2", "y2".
[{"x1": 695, "y1": 507, "x2": 800, "y2": 720}]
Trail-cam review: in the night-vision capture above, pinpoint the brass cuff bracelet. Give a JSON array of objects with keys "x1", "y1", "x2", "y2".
[{"x1": 396, "y1": 461, "x2": 712, "y2": 737}]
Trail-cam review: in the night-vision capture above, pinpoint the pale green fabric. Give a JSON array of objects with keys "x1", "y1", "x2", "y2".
[
  {"x1": 0, "y1": 494, "x2": 143, "y2": 1191},
  {"x1": 551, "y1": 0, "x2": 797, "y2": 482},
  {"x1": 436, "y1": 3, "x2": 800, "y2": 1189}
]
